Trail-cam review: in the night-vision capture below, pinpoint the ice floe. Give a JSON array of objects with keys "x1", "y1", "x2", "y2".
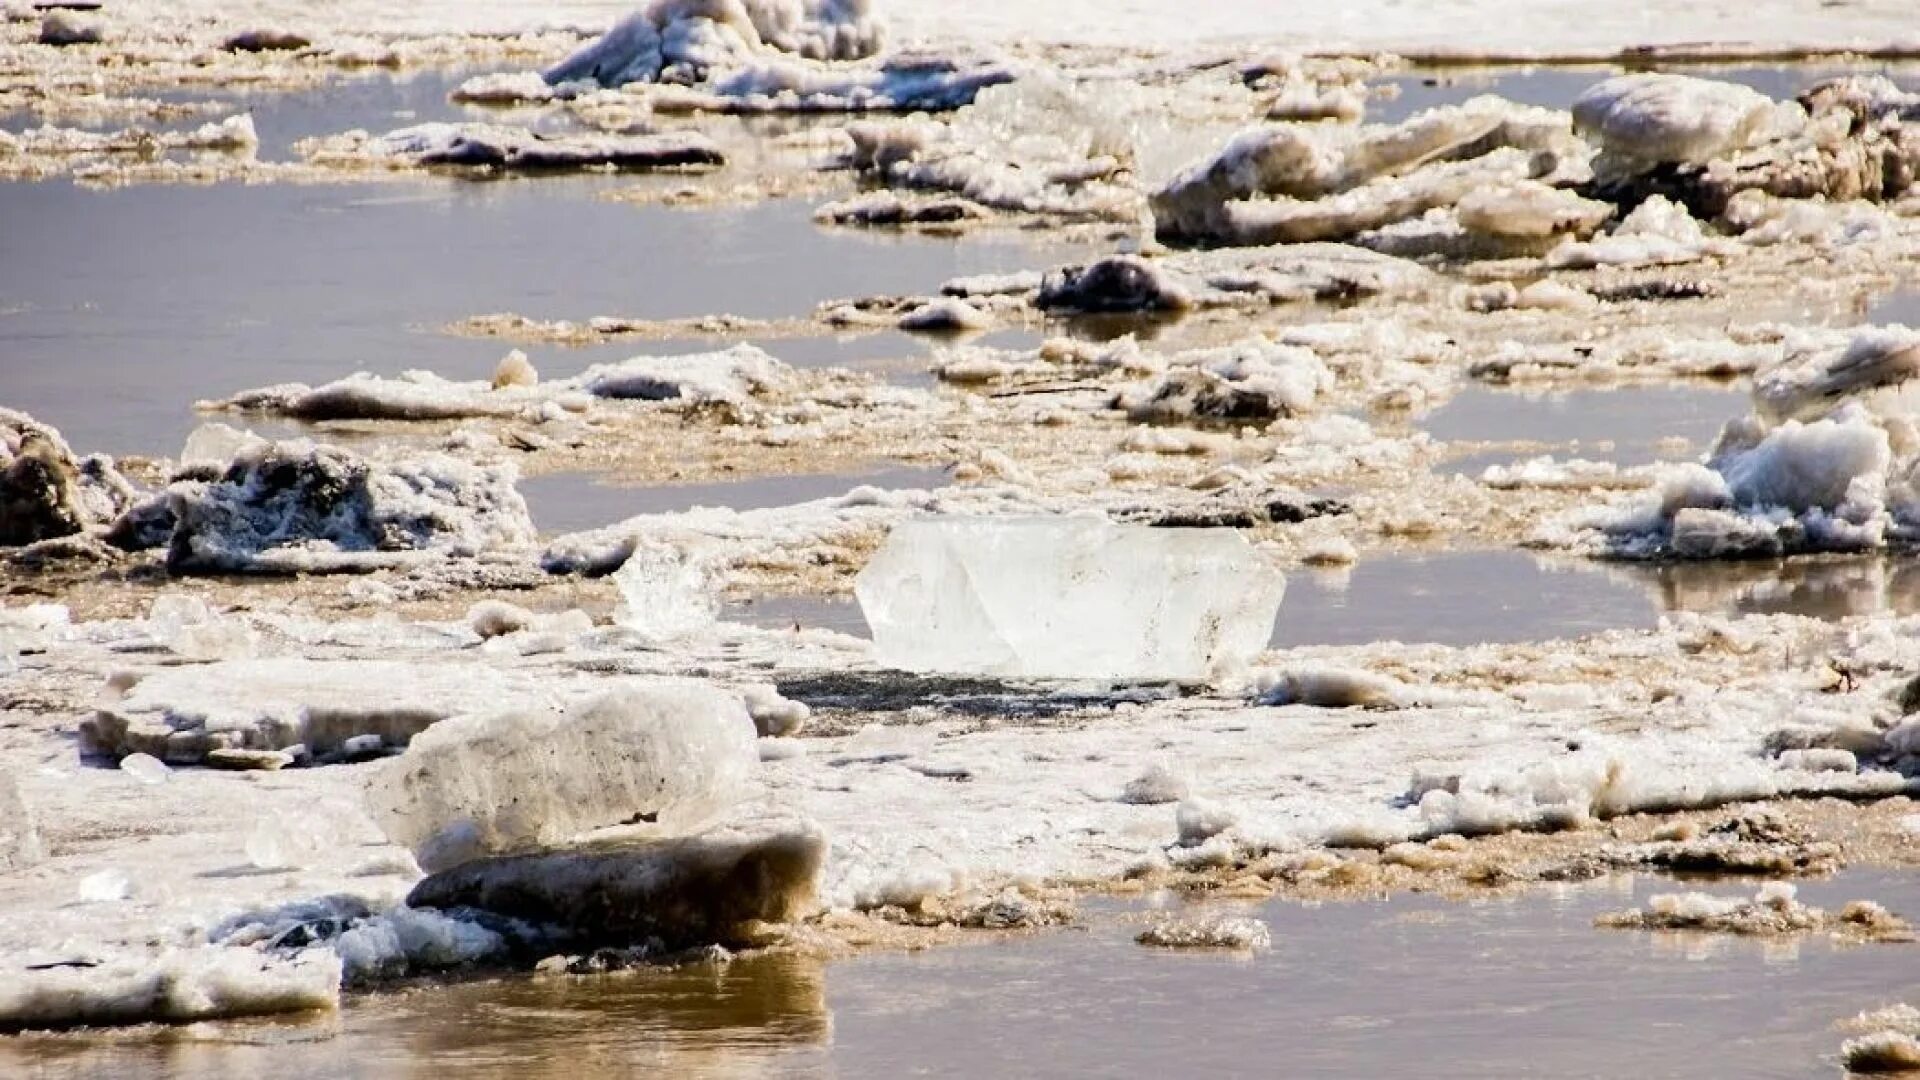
[{"x1": 854, "y1": 517, "x2": 1286, "y2": 680}]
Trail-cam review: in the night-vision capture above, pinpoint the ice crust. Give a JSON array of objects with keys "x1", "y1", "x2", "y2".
[
  {"x1": 83, "y1": 657, "x2": 557, "y2": 765},
  {"x1": 312, "y1": 122, "x2": 725, "y2": 172},
  {"x1": 0, "y1": 948, "x2": 343, "y2": 1032},
  {"x1": 855, "y1": 517, "x2": 1286, "y2": 681},
  {"x1": 363, "y1": 684, "x2": 759, "y2": 873}
]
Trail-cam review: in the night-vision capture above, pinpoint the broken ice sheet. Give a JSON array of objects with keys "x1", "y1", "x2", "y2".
[{"x1": 854, "y1": 517, "x2": 1286, "y2": 681}]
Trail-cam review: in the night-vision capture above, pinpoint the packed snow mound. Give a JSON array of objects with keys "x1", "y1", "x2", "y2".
[
  {"x1": 364, "y1": 683, "x2": 759, "y2": 873},
  {"x1": 855, "y1": 517, "x2": 1287, "y2": 681},
  {"x1": 1545, "y1": 194, "x2": 1735, "y2": 269},
  {"x1": 408, "y1": 825, "x2": 824, "y2": 947},
  {"x1": 544, "y1": 0, "x2": 884, "y2": 88},
  {"x1": 1150, "y1": 97, "x2": 1585, "y2": 246},
  {"x1": 457, "y1": 1, "x2": 999, "y2": 112},
  {"x1": 1580, "y1": 73, "x2": 1920, "y2": 216},
  {"x1": 0, "y1": 948, "x2": 341, "y2": 1033},
  {"x1": 1573, "y1": 73, "x2": 1787, "y2": 173},
  {"x1": 570, "y1": 344, "x2": 794, "y2": 404},
  {"x1": 209, "y1": 371, "x2": 576, "y2": 422},
  {"x1": 309, "y1": 122, "x2": 724, "y2": 172},
  {"x1": 1115, "y1": 339, "x2": 1333, "y2": 423},
  {"x1": 1541, "y1": 327, "x2": 1920, "y2": 560},
  {"x1": 0, "y1": 408, "x2": 140, "y2": 547},
  {"x1": 207, "y1": 344, "x2": 798, "y2": 422},
  {"x1": 82, "y1": 657, "x2": 554, "y2": 766},
  {"x1": 146, "y1": 440, "x2": 535, "y2": 574}
]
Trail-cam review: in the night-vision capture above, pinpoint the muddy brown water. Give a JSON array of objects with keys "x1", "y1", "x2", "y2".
[{"x1": 6, "y1": 869, "x2": 1916, "y2": 1078}]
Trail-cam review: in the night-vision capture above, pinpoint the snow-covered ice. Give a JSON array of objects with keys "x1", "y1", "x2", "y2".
[{"x1": 151, "y1": 440, "x2": 536, "y2": 575}]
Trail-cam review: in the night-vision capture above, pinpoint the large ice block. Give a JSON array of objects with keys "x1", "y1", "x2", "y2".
[
  {"x1": 363, "y1": 683, "x2": 758, "y2": 873},
  {"x1": 854, "y1": 517, "x2": 1286, "y2": 680}
]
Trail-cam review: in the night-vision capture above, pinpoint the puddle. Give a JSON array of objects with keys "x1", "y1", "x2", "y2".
[
  {"x1": 0, "y1": 178, "x2": 1096, "y2": 456},
  {"x1": 1423, "y1": 385, "x2": 1745, "y2": 470},
  {"x1": 521, "y1": 464, "x2": 948, "y2": 534},
  {"x1": 1377, "y1": 62, "x2": 1920, "y2": 125},
  {"x1": 9, "y1": 868, "x2": 1915, "y2": 1078}
]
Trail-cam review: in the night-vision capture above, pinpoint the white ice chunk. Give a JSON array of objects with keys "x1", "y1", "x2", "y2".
[
  {"x1": 613, "y1": 539, "x2": 720, "y2": 642},
  {"x1": 118, "y1": 752, "x2": 171, "y2": 785},
  {"x1": 1573, "y1": 73, "x2": 1786, "y2": 172},
  {"x1": 363, "y1": 684, "x2": 759, "y2": 873},
  {"x1": 77, "y1": 869, "x2": 132, "y2": 903},
  {"x1": 179, "y1": 422, "x2": 267, "y2": 468},
  {"x1": 855, "y1": 517, "x2": 1286, "y2": 680},
  {"x1": 147, "y1": 594, "x2": 258, "y2": 661}
]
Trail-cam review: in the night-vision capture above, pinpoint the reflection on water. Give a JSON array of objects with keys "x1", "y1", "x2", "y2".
[
  {"x1": 1273, "y1": 550, "x2": 1659, "y2": 646},
  {"x1": 1424, "y1": 384, "x2": 1745, "y2": 469},
  {"x1": 0, "y1": 951, "x2": 831, "y2": 1079},
  {"x1": 521, "y1": 465, "x2": 949, "y2": 534},
  {"x1": 1623, "y1": 554, "x2": 1920, "y2": 621},
  {"x1": 10, "y1": 870, "x2": 1918, "y2": 1079}
]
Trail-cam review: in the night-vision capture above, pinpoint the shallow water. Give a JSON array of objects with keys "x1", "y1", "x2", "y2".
[
  {"x1": 11, "y1": 869, "x2": 1917, "y2": 1078},
  {"x1": 1424, "y1": 384, "x2": 1745, "y2": 469},
  {"x1": 520, "y1": 464, "x2": 948, "y2": 534},
  {"x1": 737, "y1": 551, "x2": 1920, "y2": 649},
  {"x1": 1273, "y1": 551, "x2": 1659, "y2": 646},
  {"x1": 0, "y1": 176, "x2": 1095, "y2": 457}
]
